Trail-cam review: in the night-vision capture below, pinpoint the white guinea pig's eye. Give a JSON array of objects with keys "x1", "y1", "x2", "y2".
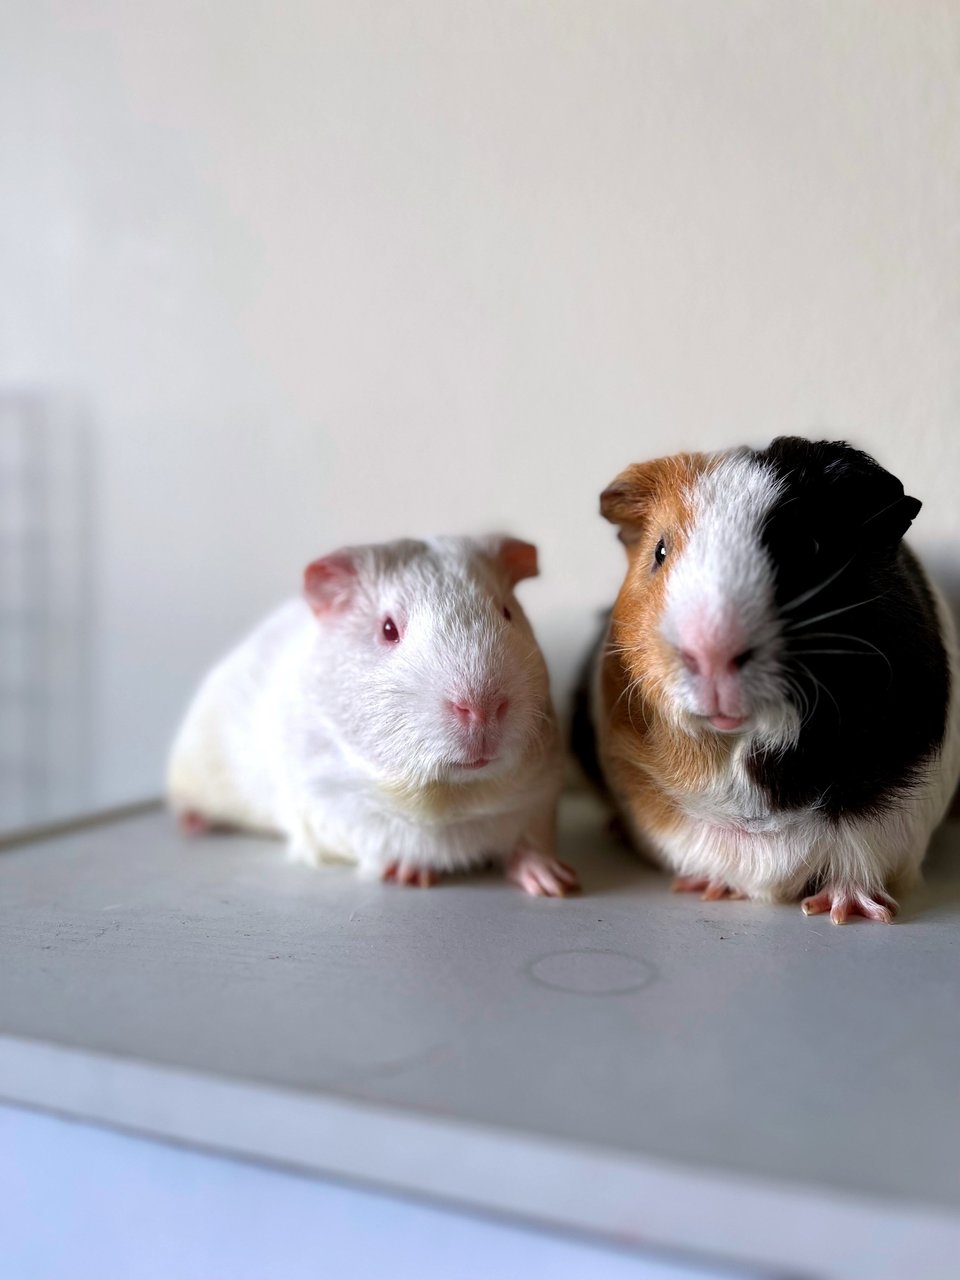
[
  {"x1": 653, "y1": 538, "x2": 668, "y2": 570},
  {"x1": 381, "y1": 616, "x2": 401, "y2": 644}
]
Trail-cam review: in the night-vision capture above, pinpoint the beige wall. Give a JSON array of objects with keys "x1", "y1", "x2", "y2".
[{"x1": 2, "y1": 1, "x2": 958, "y2": 824}]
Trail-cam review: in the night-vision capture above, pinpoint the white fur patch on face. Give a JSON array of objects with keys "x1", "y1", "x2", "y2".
[
  {"x1": 661, "y1": 449, "x2": 798, "y2": 746},
  {"x1": 665, "y1": 450, "x2": 781, "y2": 639},
  {"x1": 337, "y1": 536, "x2": 551, "y2": 788}
]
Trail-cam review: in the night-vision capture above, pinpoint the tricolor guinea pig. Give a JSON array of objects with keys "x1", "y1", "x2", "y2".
[
  {"x1": 574, "y1": 437, "x2": 960, "y2": 923},
  {"x1": 169, "y1": 535, "x2": 577, "y2": 896}
]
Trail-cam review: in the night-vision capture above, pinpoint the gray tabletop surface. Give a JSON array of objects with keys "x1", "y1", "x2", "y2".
[{"x1": 1, "y1": 793, "x2": 959, "y2": 1274}]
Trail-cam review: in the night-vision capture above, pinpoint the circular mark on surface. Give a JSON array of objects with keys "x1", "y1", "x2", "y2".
[{"x1": 526, "y1": 948, "x2": 656, "y2": 995}]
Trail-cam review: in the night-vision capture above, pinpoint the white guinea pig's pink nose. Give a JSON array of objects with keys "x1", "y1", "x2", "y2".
[
  {"x1": 678, "y1": 637, "x2": 754, "y2": 679},
  {"x1": 447, "y1": 696, "x2": 510, "y2": 726}
]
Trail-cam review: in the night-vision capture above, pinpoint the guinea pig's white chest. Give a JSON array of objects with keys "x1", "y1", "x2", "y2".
[
  {"x1": 677, "y1": 740, "x2": 781, "y2": 834},
  {"x1": 290, "y1": 765, "x2": 547, "y2": 875},
  {"x1": 338, "y1": 790, "x2": 530, "y2": 872},
  {"x1": 659, "y1": 736, "x2": 822, "y2": 897}
]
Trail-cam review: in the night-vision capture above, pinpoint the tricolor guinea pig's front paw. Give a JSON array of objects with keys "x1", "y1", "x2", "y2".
[
  {"x1": 801, "y1": 885, "x2": 897, "y2": 924},
  {"x1": 506, "y1": 846, "x2": 580, "y2": 897}
]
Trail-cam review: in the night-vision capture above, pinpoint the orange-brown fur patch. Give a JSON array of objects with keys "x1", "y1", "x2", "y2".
[{"x1": 597, "y1": 452, "x2": 732, "y2": 851}]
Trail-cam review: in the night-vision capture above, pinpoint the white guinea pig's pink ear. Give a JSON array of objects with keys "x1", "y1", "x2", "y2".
[
  {"x1": 494, "y1": 537, "x2": 539, "y2": 585},
  {"x1": 303, "y1": 553, "x2": 357, "y2": 616}
]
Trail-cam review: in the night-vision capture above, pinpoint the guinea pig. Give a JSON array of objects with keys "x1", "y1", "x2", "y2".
[
  {"x1": 168, "y1": 535, "x2": 578, "y2": 896},
  {"x1": 573, "y1": 437, "x2": 960, "y2": 923}
]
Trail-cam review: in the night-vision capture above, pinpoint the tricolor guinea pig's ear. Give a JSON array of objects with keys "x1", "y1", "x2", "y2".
[
  {"x1": 488, "y1": 536, "x2": 539, "y2": 585},
  {"x1": 825, "y1": 443, "x2": 921, "y2": 545},
  {"x1": 775, "y1": 438, "x2": 922, "y2": 547},
  {"x1": 303, "y1": 551, "x2": 358, "y2": 616},
  {"x1": 600, "y1": 462, "x2": 663, "y2": 547}
]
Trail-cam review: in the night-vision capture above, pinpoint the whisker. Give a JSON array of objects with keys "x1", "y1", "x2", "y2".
[
  {"x1": 784, "y1": 629, "x2": 893, "y2": 683},
  {"x1": 791, "y1": 629, "x2": 891, "y2": 662},
  {"x1": 788, "y1": 649, "x2": 881, "y2": 657},
  {"x1": 796, "y1": 660, "x2": 841, "y2": 724},
  {"x1": 796, "y1": 630, "x2": 882, "y2": 644},
  {"x1": 788, "y1": 673, "x2": 813, "y2": 729},
  {"x1": 779, "y1": 555, "x2": 855, "y2": 614},
  {"x1": 611, "y1": 670, "x2": 644, "y2": 725},
  {"x1": 782, "y1": 675, "x2": 809, "y2": 728},
  {"x1": 626, "y1": 675, "x2": 651, "y2": 732},
  {"x1": 785, "y1": 592, "x2": 889, "y2": 633},
  {"x1": 862, "y1": 494, "x2": 910, "y2": 527},
  {"x1": 610, "y1": 681, "x2": 632, "y2": 717},
  {"x1": 801, "y1": 667, "x2": 821, "y2": 724}
]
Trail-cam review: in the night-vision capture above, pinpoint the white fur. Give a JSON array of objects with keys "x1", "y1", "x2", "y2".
[
  {"x1": 661, "y1": 450, "x2": 800, "y2": 751},
  {"x1": 168, "y1": 537, "x2": 562, "y2": 877}
]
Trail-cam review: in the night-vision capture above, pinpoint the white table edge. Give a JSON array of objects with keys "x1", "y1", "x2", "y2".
[{"x1": 2, "y1": 1032, "x2": 957, "y2": 1280}]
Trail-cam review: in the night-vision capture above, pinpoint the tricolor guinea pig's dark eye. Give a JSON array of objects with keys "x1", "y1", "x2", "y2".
[
  {"x1": 502, "y1": 604, "x2": 512, "y2": 621},
  {"x1": 381, "y1": 617, "x2": 400, "y2": 643},
  {"x1": 653, "y1": 538, "x2": 668, "y2": 570}
]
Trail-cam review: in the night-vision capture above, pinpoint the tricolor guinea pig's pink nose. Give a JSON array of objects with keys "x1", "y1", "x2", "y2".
[{"x1": 678, "y1": 631, "x2": 754, "y2": 680}]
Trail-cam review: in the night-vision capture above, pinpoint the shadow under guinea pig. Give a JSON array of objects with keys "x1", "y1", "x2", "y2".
[
  {"x1": 897, "y1": 816, "x2": 960, "y2": 923},
  {"x1": 924, "y1": 547, "x2": 960, "y2": 816},
  {"x1": 555, "y1": 790, "x2": 664, "y2": 895}
]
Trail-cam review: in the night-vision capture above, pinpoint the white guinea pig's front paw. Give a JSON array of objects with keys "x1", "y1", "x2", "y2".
[
  {"x1": 801, "y1": 885, "x2": 898, "y2": 924},
  {"x1": 672, "y1": 874, "x2": 748, "y2": 901},
  {"x1": 506, "y1": 846, "x2": 580, "y2": 897},
  {"x1": 177, "y1": 809, "x2": 213, "y2": 837},
  {"x1": 382, "y1": 859, "x2": 439, "y2": 888}
]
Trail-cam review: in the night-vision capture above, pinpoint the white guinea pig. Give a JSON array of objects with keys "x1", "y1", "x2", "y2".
[
  {"x1": 168, "y1": 535, "x2": 577, "y2": 896},
  {"x1": 574, "y1": 437, "x2": 960, "y2": 923}
]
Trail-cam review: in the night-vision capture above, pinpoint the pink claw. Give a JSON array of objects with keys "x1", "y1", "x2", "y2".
[
  {"x1": 382, "y1": 860, "x2": 437, "y2": 888},
  {"x1": 801, "y1": 887, "x2": 897, "y2": 924},
  {"x1": 672, "y1": 875, "x2": 746, "y2": 901},
  {"x1": 179, "y1": 810, "x2": 211, "y2": 836},
  {"x1": 507, "y1": 848, "x2": 580, "y2": 898}
]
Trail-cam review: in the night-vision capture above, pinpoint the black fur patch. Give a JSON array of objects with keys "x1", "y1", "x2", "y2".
[{"x1": 748, "y1": 437, "x2": 950, "y2": 820}]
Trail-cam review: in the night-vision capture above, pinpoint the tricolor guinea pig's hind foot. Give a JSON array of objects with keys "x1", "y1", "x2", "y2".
[
  {"x1": 506, "y1": 846, "x2": 580, "y2": 897},
  {"x1": 672, "y1": 874, "x2": 747, "y2": 901},
  {"x1": 801, "y1": 885, "x2": 897, "y2": 924}
]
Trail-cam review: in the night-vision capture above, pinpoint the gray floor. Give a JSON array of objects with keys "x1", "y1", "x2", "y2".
[{"x1": 2, "y1": 793, "x2": 959, "y2": 1276}]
